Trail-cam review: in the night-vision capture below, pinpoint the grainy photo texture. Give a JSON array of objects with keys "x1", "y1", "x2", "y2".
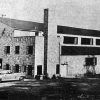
[{"x1": 0, "y1": 0, "x2": 100, "y2": 100}]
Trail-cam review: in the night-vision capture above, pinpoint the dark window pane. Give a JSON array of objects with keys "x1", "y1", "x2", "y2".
[
  {"x1": 85, "y1": 57, "x2": 97, "y2": 66},
  {"x1": 15, "y1": 64, "x2": 19, "y2": 73},
  {"x1": 15, "y1": 46, "x2": 20, "y2": 54},
  {"x1": 96, "y1": 39, "x2": 100, "y2": 45},
  {"x1": 0, "y1": 59, "x2": 2, "y2": 69},
  {"x1": 27, "y1": 46, "x2": 33, "y2": 54},
  {"x1": 27, "y1": 65, "x2": 32, "y2": 76},
  {"x1": 24, "y1": 66, "x2": 26, "y2": 72},
  {"x1": 6, "y1": 64, "x2": 9, "y2": 70},
  {"x1": 63, "y1": 36, "x2": 78, "y2": 44},
  {"x1": 4, "y1": 46, "x2": 10, "y2": 54},
  {"x1": 81, "y1": 38, "x2": 93, "y2": 45}
]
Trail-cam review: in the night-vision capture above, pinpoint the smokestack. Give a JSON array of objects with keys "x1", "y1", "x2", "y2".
[{"x1": 43, "y1": 8, "x2": 48, "y2": 75}]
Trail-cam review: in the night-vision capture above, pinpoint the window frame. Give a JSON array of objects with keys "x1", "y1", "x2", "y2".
[
  {"x1": 96, "y1": 39, "x2": 100, "y2": 45},
  {"x1": 15, "y1": 64, "x2": 19, "y2": 73},
  {"x1": 4, "y1": 46, "x2": 10, "y2": 54},
  {"x1": 81, "y1": 38, "x2": 93, "y2": 45},
  {"x1": 63, "y1": 36, "x2": 78, "y2": 44},
  {"x1": 27, "y1": 46, "x2": 33, "y2": 55},
  {"x1": 15, "y1": 46, "x2": 20, "y2": 54},
  {"x1": 6, "y1": 64, "x2": 10, "y2": 70}
]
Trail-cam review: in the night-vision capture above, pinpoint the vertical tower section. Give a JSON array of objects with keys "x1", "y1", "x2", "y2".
[{"x1": 44, "y1": 9, "x2": 48, "y2": 75}]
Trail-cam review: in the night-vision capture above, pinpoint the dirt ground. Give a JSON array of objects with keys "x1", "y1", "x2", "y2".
[{"x1": 0, "y1": 78, "x2": 100, "y2": 100}]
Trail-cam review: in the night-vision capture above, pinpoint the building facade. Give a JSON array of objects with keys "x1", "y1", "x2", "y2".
[
  {"x1": 0, "y1": 19, "x2": 44, "y2": 77},
  {"x1": 46, "y1": 8, "x2": 100, "y2": 78},
  {"x1": 1, "y1": 8, "x2": 100, "y2": 78}
]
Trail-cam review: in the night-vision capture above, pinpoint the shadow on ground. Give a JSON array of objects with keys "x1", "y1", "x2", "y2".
[{"x1": 0, "y1": 78, "x2": 100, "y2": 100}]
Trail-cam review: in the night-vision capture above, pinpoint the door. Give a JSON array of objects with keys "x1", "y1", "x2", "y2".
[
  {"x1": 37, "y1": 65, "x2": 42, "y2": 75},
  {"x1": 27, "y1": 65, "x2": 32, "y2": 76},
  {"x1": 56, "y1": 64, "x2": 60, "y2": 74},
  {"x1": 0, "y1": 59, "x2": 2, "y2": 69},
  {"x1": 60, "y1": 65, "x2": 67, "y2": 77}
]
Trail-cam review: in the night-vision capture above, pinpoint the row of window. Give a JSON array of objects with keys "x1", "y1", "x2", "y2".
[
  {"x1": 4, "y1": 63, "x2": 61, "y2": 75},
  {"x1": 4, "y1": 46, "x2": 33, "y2": 54},
  {"x1": 4, "y1": 64, "x2": 30, "y2": 73},
  {"x1": 63, "y1": 36, "x2": 100, "y2": 45}
]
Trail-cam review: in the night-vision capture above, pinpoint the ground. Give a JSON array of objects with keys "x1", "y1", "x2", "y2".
[{"x1": 0, "y1": 78, "x2": 100, "y2": 100}]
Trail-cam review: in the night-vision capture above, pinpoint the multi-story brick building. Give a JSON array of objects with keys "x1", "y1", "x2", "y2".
[{"x1": 0, "y1": 18, "x2": 44, "y2": 77}]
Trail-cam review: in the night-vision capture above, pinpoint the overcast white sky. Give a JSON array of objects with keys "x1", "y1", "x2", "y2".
[{"x1": 0, "y1": 0, "x2": 100, "y2": 30}]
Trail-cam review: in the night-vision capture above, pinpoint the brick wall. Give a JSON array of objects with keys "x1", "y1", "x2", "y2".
[{"x1": 0, "y1": 22, "x2": 35, "y2": 76}]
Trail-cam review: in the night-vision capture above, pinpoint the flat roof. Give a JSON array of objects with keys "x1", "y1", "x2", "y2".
[{"x1": 57, "y1": 25, "x2": 100, "y2": 37}]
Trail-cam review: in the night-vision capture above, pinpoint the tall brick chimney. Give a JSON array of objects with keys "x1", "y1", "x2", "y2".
[{"x1": 44, "y1": 9, "x2": 48, "y2": 75}]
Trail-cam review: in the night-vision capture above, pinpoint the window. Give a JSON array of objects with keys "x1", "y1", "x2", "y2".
[
  {"x1": 63, "y1": 36, "x2": 78, "y2": 44},
  {"x1": 56, "y1": 64, "x2": 60, "y2": 74},
  {"x1": 15, "y1": 64, "x2": 19, "y2": 73},
  {"x1": 81, "y1": 38, "x2": 93, "y2": 45},
  {"x1": 27, "y1": 46, "x2": 33, "y2": 54},
  {"x1": 27, "y1": 65, "x2": 32, "y2": 76},
  {"x1": 0, "y1": 59, "x2": 2, "y2": 69},
  {"x1": 6, "y1": 64, "x2": 10, "y2": 70},
  {"x1": 4, "y1": 46, "x2": 10, "y2": 54},
  {"x1": 85, "y1": 57, "x2": 97, "y2": 66},
  {"x1": 24, "y1": 66, "x2": 26, "y2": 72},
  {"x1": 15, "y1": 46, "x2": 20, "y2": 54},
  {"x1": 96, "y1": 39, "x2": 100, "y2": 45},
  {"x1": 35, "y1": 31, "x2": 39, "y2": 36}
]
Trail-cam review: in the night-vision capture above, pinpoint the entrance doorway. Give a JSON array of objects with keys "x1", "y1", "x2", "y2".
[
  {"x1": 56, "y1": 64, "x2": 60, "y2": 74},
  {"x1": 37, "y1": 65, "x2": 42, "y2": 75},
  {"x1": 0, "y1": 59, "x2": 2, "y2": 69},
  {"x1": 27, "y1": 65, "x2": 32, "y2": 76}
]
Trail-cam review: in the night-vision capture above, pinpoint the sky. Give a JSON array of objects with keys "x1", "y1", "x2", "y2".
[
  {"x1": 0, "y1": 0, "x2": 100, "y2": 30},
  {"x1": 54, "y1": 0, "x2": 100, "y2": 30}
]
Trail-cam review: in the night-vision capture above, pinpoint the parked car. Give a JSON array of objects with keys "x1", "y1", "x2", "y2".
[{"x1": 0, "y1": 70, "x2": 26, "y2": 82}]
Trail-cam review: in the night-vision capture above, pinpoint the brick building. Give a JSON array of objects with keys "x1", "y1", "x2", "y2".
[{"x1": 0, "y1": 18, "x2": 44, "y2": 77}]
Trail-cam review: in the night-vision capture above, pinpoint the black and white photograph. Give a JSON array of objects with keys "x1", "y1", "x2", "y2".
[{"x1": 0, "y1": 0, "x2": 100, "y2": 100}]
